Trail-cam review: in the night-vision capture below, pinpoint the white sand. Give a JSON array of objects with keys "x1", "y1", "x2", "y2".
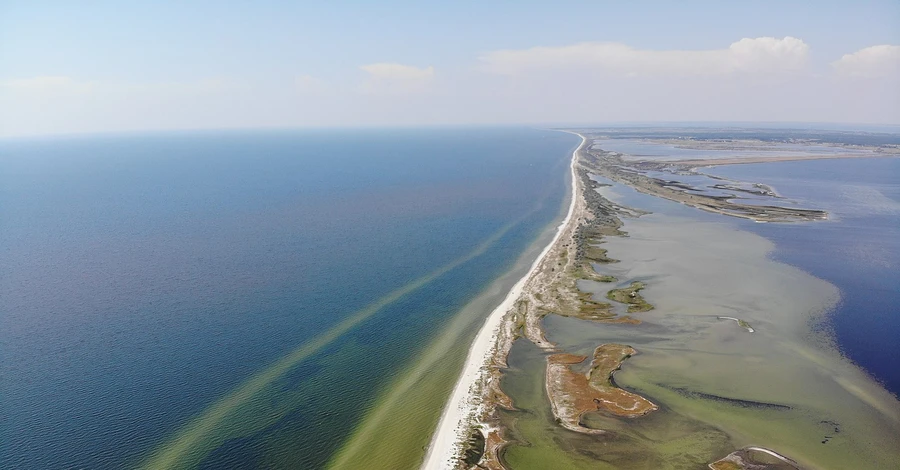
[{"x1": 420, "y1": 133, "x2": 584, "y2": 469}]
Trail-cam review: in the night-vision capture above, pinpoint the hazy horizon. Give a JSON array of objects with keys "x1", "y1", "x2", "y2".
[
  {"x1": 2, "y1": 1, "x2": 899, "y2": 137},
  {"x1": 3, "y1": 121, "x2": 900, "y2": 143}
]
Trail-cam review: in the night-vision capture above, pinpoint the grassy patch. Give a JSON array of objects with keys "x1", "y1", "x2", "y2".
[
  {"x1": 574, "y1": 263, "x2": 618, "y2": 283},
  {"x1": 606, "y1": 281, "x2": 654, "y2": 313},
  {"x1": 584, "y1": 244, "x2": 618, "y2": 264},
  {"x1": 576, "y1": 291, "x2": 616, "y2": 320}
]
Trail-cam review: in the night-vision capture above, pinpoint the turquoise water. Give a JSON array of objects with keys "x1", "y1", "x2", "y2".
[{"x1": 0, "y1": 128, "x2": 577, "y2": 468}]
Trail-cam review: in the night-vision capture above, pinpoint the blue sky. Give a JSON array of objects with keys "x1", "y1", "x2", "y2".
[{"x1": 2, "y1": 1, "x2": 899, "y2": 136}]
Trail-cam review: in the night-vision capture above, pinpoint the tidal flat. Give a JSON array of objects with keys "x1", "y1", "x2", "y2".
[{"x1": 497, "y1": 177, "x2": 900, "y2": 469}]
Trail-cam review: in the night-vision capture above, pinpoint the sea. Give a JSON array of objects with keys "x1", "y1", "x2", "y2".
[{"x1": 0, "y1": 128, "x2": 576, "y2": 469}]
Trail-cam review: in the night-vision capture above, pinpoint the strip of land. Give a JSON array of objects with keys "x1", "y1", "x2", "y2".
[
  {"x1": 424, "y1": 132, "x2": 661, "y2": 469},
  {"x1": 670, "y1": 152, "x2": 897, "y2": 167},
  {"x1": 420, "y1": 133, "x2": 585, "y2": 470},
  {"x1": 581, "y1": 145, "x2": 829, "y2": 222},
  {"x1": 426, "y1": 131, "x2": 826, "y2": 470}
]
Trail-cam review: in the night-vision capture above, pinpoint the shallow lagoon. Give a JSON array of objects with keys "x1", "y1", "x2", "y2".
[
  {"x1": 706, "y1": 158, "x2": 900, "y2": 396},
  {"x1": 500, "y1": 173, "x2": 900, "y2": 469}
]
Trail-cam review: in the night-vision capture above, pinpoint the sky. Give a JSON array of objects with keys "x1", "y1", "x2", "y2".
[{"x1": 1, "y1": 0, "x2": 899, "y2": 137}]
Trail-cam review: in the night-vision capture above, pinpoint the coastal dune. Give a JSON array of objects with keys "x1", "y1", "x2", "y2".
[{"x1": 420, "y1": 134, "x2": 584, "y2": 469}]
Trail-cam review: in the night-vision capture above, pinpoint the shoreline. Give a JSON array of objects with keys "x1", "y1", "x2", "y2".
[{"x1": 420, "y1": 133, "x2": 584, "y2": 469}]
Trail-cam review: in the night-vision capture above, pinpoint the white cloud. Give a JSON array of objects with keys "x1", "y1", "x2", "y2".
[
  {"x1": 831, "y1": 45, "x2": 900, "y2": 78},
  {"x1": 479, "y1": 37, "x2": 809, "y2": 76}
]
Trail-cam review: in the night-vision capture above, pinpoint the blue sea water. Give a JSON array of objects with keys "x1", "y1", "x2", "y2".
[
  {"x1": 0, "y1": 128, "x2": 577, "y2": 468},
  {"x1": 707, "y1": 158, "x2": 900, "y2": 397}
]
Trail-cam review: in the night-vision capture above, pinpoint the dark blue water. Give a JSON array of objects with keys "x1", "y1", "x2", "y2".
[
  {"x1": 0, "y1": 128, "x2": 577, "y2": 468},
  {"x1": 708, "y1": 158, "x2": 900, "y2": 397}
]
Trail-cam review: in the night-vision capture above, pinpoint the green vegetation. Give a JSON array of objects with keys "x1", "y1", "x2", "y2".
[
  {"x1": 574, "y1": 263, "x2": 617, "y2": 283},
  {"x1": 576, "y1": 291, "x2": 616, "y2": 320},
  {"x1": 606, "y1": 281, "x2": 654, "y2": 313},
  {"x1": 461, "y1": 428, "x2": 485, "y2": 467},
  {"x1": 584, "y1": 244, "x2": 617, "y2": 263},
  {"x1": 717, "y1": 316, "x2": 754, "y2": 332}
]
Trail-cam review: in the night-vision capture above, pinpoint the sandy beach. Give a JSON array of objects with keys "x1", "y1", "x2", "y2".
[{"x1": 420, "y1": 133, "x2": 584, "y2": 469}]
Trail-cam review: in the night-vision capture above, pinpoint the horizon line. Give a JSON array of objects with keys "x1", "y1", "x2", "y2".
[{"x1": 3, "y1": 120, "x2": 900, "y2": 141}]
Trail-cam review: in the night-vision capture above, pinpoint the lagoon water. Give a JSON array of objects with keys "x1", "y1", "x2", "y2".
[
  {"x1": 0, "y1": 129, "x2": 577, "y2": 469},
  {"x1": 706, "y1": 158, "x2": 900, "y2": 397},
  {"x1": 500, "y1": 155, "x2": 900, "y2": 469}
]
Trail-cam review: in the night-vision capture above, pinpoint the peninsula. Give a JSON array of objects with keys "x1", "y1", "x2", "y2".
[{"x1": 424, "y1": 128, "x2": 900, "y2": 470}]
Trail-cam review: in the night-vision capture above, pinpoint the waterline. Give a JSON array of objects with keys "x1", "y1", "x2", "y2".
[{"x1": 421, "y1": 132, "x2": 583, "y2": 469}]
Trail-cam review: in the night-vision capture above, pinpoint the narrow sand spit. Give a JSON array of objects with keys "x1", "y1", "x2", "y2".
[{"x1": 420, "y1": 134, "x2": 584, "y2": 470}]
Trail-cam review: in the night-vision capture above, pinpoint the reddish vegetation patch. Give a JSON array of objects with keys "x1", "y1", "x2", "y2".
[
  {"x1": 480, "y1": 429, "x2": 507, "y2": 470},
  {"x1": 546, "y1": 344, "x2": 657, "y2": 434}
]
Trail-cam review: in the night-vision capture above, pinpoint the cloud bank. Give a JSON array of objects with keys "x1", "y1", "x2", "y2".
[
  {"x1": 831, "y1": 45, "x2": 900, "y2": 78},
  {"x1": 479, "y1": 37, "x2": 810, "y2": 76}
]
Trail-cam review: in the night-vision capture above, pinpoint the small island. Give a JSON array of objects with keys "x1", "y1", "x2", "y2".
[
  {"x1": 546, "y1": 344, "x2": 658, "y2": 434},
  {"x1": 718, "y1": 316, "x2": 755, "y2": 333},
  {"x1": 606, "y1": 281, "x2": 654, "y2": 313}
]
